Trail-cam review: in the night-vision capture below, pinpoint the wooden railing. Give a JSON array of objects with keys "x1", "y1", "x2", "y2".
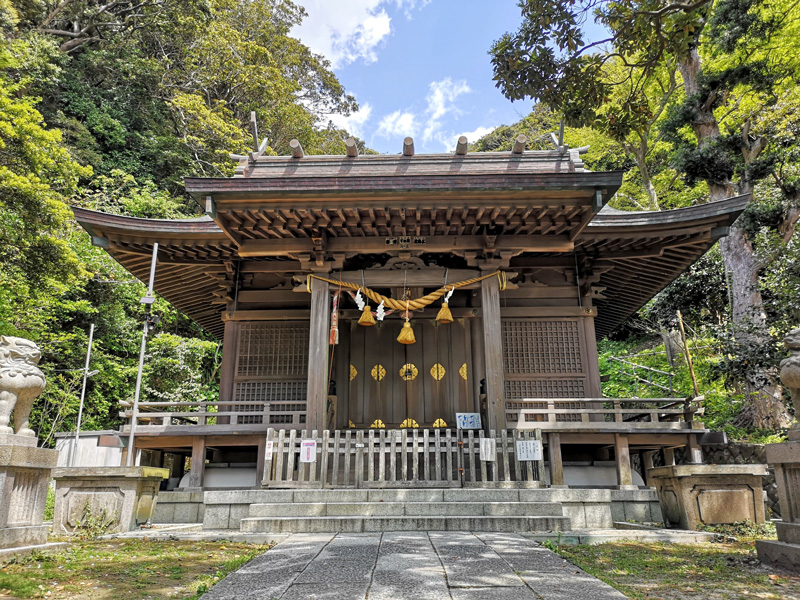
[
  {"x1": 119, "y1": 400, "x2": 304, "y2": 431},
  {"x1": 263, "y1": 428, "x2": 544, "y2": 489},
  {"x1": 120, "y1": 396, "x2": 703, "y2": 434},
  {"x1": 505, "y1": 397, "x2": 704, "y2": 431}
]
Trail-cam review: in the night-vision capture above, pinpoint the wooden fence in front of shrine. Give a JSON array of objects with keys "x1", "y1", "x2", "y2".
[{"x1": 262, "y1": 428, "x2": 544, "y2": 489}]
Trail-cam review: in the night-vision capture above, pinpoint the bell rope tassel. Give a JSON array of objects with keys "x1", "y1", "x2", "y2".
[
  {"x1": 436, "y1": 302, "x2": 453, "y2": 324},
  {"x1": 358, "y1": 304, "x2": 376, "y2": 326},
  {"x1": 397, "y1": 320, "x2": 416, "y2": 344}
]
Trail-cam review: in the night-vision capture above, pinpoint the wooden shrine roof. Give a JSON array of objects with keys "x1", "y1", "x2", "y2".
[
  {"x1": 185, "y1": 151, "x2": 622, "y2": 251},
  {"x1": 73, "y1": 194, "x2": 749, "y2": 340}
]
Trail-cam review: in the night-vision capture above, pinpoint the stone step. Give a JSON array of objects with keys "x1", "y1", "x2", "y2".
[
  {"x1": 239, "y1": 515, "x2": 571, "y2": 534},
  {"x1": 248, "y1": 501, "x2": 564, "y2": 518}
]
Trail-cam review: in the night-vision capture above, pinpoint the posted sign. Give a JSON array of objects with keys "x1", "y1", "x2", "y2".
[
  {"x1": 265, "y1": 440, "x2": 274, "y2": 461},
  {"x1": 479, "y1": 438, "x2": 496, "y2": 462},
  {"x1": 515, "y1": 439, "x2": 543, "y2": 461},
  {"x1": 455, "y1": 413, "x2": 482, "y2": 430},
  {"x1": 300, "y1": 439, "x2": 317, "y2": 463}
]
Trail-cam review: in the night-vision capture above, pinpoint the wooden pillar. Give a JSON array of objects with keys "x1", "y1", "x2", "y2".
[
  {"x1": 188, "y1": 437, "x2": 206, "y2": 489},
  {"x1": 481, "y1": 276, "x2": 507, "y2": 431},
  {"x1": 686, "y1": 434, "x2": 704, "y2": 464},
  {"x1": 547, "y1": 432, "x2": 566, "y2": 487},
  {"x1": 306, "y1": 279, "x2": 330, "y2": 432},
  {"x1": 663, "y1": 447, "x2": 676, "y2": 466},
  {"x1": 218, "y1": 320, "x2": 240, "y2": 425},
  {"x1": 614, "y1": 433, "x2": 635, "y2": 489},
  {"x1": 469, "y1": 318, "x2": 485, "y2": 414},
  {"x1": 169, "y1": 453, "x2": 185, "y2": 479},
  {"x1": 255, "y1": 437, "x2": 266, "y2": 485},
  {"x1": 642, "y1": 450, "x2": 656, "y2": 486}
]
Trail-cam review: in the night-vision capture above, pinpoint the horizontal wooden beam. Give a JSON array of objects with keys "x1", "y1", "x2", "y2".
[
  {"x1": 237, "y1": 234, "x2": 574, "y2": 257},
  {"x1": 222, "y1": 305, "x2": 596, "y2": 321}
]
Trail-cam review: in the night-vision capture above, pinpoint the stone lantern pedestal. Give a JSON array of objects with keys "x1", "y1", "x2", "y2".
[
  {"x1": 648, "y1": 464, "x2": 768, "y2": 530},
  {"x1": 756, "y1": 431, "x2": 800, "y2": 568},
  {"x1": 52, "y1": 467, "x2": 169, "y2": 534}
]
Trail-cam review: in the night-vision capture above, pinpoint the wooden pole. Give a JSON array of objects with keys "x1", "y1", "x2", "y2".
[
  {"x1": 614, "y1": 433, "x2": 634, "y2": 488},
  {"x1": 547, "y1": 433, "x2": 566, "y2": 487},
  {"x1": 677, "y1": 310, "x2": 700, "y2": 398},
  {"x1": 403, "y1": 137, "x2": 414, "y2": 156},
  {"x1": 290, "y1": 139, "x2": 304, "y2": 158},
  {"x1": 345, "y1": 137, "x2": 358, "y2": 157},
  {"x1": 306, "y1": 280, "x2": 330, "y2": 431},
  {"x1": 481, "y1": 275, "x2": 507, "y2": 431},
  {"x1": 512, "y1": 135, "x2": 527, "y2": 154},
  {"x1": 188, "y1": 437, "x2": 206, "y2": 488},
  {"x1": 455, "y1": 136, "x2": 468, "y2": 155},
  {"x1": 249, "y1": 111, "x2": 259, "y2": 153}
]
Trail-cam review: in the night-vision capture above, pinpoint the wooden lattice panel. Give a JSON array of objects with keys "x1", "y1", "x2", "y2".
[
  {"x1": 236, "y1": 323, "x2": 309, "y2": 377},
  {"x1": 233, "y1": 322, "x2": 309, "y2": 424},
  {"x1": 504, "y1": 379, "x2": 586, "y2": 400},
  {"x1": 502, "y1": 320, "x2": 583, "y2": 374}
]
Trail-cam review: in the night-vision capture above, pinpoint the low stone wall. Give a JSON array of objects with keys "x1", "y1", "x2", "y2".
[
  {"x1": 702, "y1": 443, "x2": 780, "y2": 519},
  {"x1": 152, "y1": 491, "x2": 205, "y2": 524}
]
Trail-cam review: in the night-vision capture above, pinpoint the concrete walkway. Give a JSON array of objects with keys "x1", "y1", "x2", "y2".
[{"x1": 201, "y1": 532, "x2": 628, "y2": 600}]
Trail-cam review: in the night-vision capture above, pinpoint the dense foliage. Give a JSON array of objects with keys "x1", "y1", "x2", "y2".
[
  {"x1": 0, "y1": 0, "x2": 360, "y2": 444},
  {"x1": 486, "y1": 0, "x2": 800, "y2": 433}
]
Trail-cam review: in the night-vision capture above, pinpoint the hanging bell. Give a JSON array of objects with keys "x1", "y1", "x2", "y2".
[
  {"x1": 358, "y1": 304, "x2": 376, "y2": 326},
  {"x1": 436, "y1": 301, "x2": 453, "y2": 324},
  {"x1": 397, "y1": 320, "x2": 416, "y2": 344}
]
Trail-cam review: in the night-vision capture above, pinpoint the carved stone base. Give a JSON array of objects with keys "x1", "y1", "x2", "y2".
[
  {"x1": 52, "y1": 467, "x2": 169, "y2": 534},
  {"x1": 0, "y1": 436, "x2": 59, "y2": 555},
  {"x1": 648, "y1": 464, "x2": 768, "y2": 530},
  {"x1": 757, "y1": 441, "x2": 800, "y2": 570}
]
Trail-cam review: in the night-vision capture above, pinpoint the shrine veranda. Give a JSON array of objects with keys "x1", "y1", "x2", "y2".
[{"x1": 73, "y1": 146, "x2": 748, "y2": 502}]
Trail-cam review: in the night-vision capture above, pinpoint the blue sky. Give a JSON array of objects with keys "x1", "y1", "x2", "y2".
[{"x1": 292, "y1": 1, "x2": 535, "y2": 154}]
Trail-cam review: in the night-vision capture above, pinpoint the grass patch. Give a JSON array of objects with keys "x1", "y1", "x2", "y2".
[
  {"x1": 556, "y1": 538, "x2": 800, "y2": 600},
  {"x1": 0, "y1": 538, "x2": 271, "y2": 599}
]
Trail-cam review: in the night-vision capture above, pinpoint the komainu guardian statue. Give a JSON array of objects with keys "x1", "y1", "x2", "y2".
[{"x1": 0, "y1": 336, "x2": 46, "y2": 437}]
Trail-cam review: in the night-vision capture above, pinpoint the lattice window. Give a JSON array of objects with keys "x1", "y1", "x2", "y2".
[
  {"x1": 233, "y1": 380, "x2": 307, "y2": 425},
  {"x1": 502, "y1": 320, "x2": 583, "y2": 374},
  {"x1": 504, "y1": 379, "x2": 586, "y2": 399},
  {"x1": 237, "y1": 323, "x2": 309, "y2": 377}
]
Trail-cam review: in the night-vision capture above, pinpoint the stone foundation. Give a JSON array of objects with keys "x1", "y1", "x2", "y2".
[
  {"x1": 52, "y1": 467, "x2": 169, "y2": 534},
  {"x1": 0, "y1": 439, "x2": 60, "y2": 558},
  {"x1": 648, "y1": 464, "x2": 768, "y2": 530},
  {"x1": 757, "y1": 440, "x2": 800, "y2": 570}
]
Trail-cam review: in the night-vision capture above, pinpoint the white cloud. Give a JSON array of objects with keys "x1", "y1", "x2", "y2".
[
  {"x1": 423, "y1": 77, "x2": 471, "y2": 144},
  {"x1": 328, "y1": 103, "x2": 373, "y2": 139},
  {"x1": 372, "y1": 77, "x2": 497, "y2": 152},
  {"x1": 293, "y1": 1, "x2": 395, "y2": 68},
  {"x1": 440, "y1": 125, "x2": 497, "y2": 151},
  {"x1": 377, "y1": 110, "x2": 419, "y2": 139}
]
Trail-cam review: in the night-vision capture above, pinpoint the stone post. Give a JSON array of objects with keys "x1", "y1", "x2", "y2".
[
  {"x1": 0, "y1": 336, "x2": 63, "y2": 559},
  {"x1": 756, "y1": 328, "x2": 800, "y2": 568}
]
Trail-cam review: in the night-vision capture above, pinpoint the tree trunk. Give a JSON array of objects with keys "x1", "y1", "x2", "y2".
[
  {"x1": 628, "y1": 139, "x2": 659, "y2": 210},
  {"x1": 679, "y1": 49, "x2": 792, "y2": 429}
]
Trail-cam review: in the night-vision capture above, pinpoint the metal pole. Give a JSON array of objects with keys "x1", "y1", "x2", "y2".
[
  {"x1": 72, "y1": 323, "x2": 95, "y2": 467},
  {"x1": 127, "y1": 243, "x2": 158, "y2": 467}
]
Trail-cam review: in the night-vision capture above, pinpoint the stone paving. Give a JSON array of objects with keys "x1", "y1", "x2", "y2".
[{"x1": 201, "y1": 532, "x2": 628, "y2": 600}]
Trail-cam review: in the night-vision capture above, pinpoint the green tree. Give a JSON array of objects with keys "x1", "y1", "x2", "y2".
[{"x1": 491, "y1": 0, "x2": 800, "y2": 429}]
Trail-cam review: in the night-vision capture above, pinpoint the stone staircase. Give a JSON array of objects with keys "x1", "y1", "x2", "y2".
[{"x1": 236, "y1": 489, "x2": 571, "y2": 534}]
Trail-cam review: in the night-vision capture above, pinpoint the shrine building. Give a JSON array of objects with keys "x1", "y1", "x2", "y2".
[{"x1": 73, "y1": 137, "x2": 747, "y2": 506}]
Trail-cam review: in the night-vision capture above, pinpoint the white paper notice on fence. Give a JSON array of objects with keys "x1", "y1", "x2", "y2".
[
  {"x1": 516, "y1": 439, "x2": 543, "y2": 461},
  {"x1": 456, "y1": 413, "x2": 482, "y2": 430},
  {"x1": 299, "y1": 440, "x2": 317, "y2": 463},
  {"x1": 479, "y1": 438, "x2": 496, "y2": 462},
  {"x1": 265, "y1": 441, "x2": 274, "y2": 461}
]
